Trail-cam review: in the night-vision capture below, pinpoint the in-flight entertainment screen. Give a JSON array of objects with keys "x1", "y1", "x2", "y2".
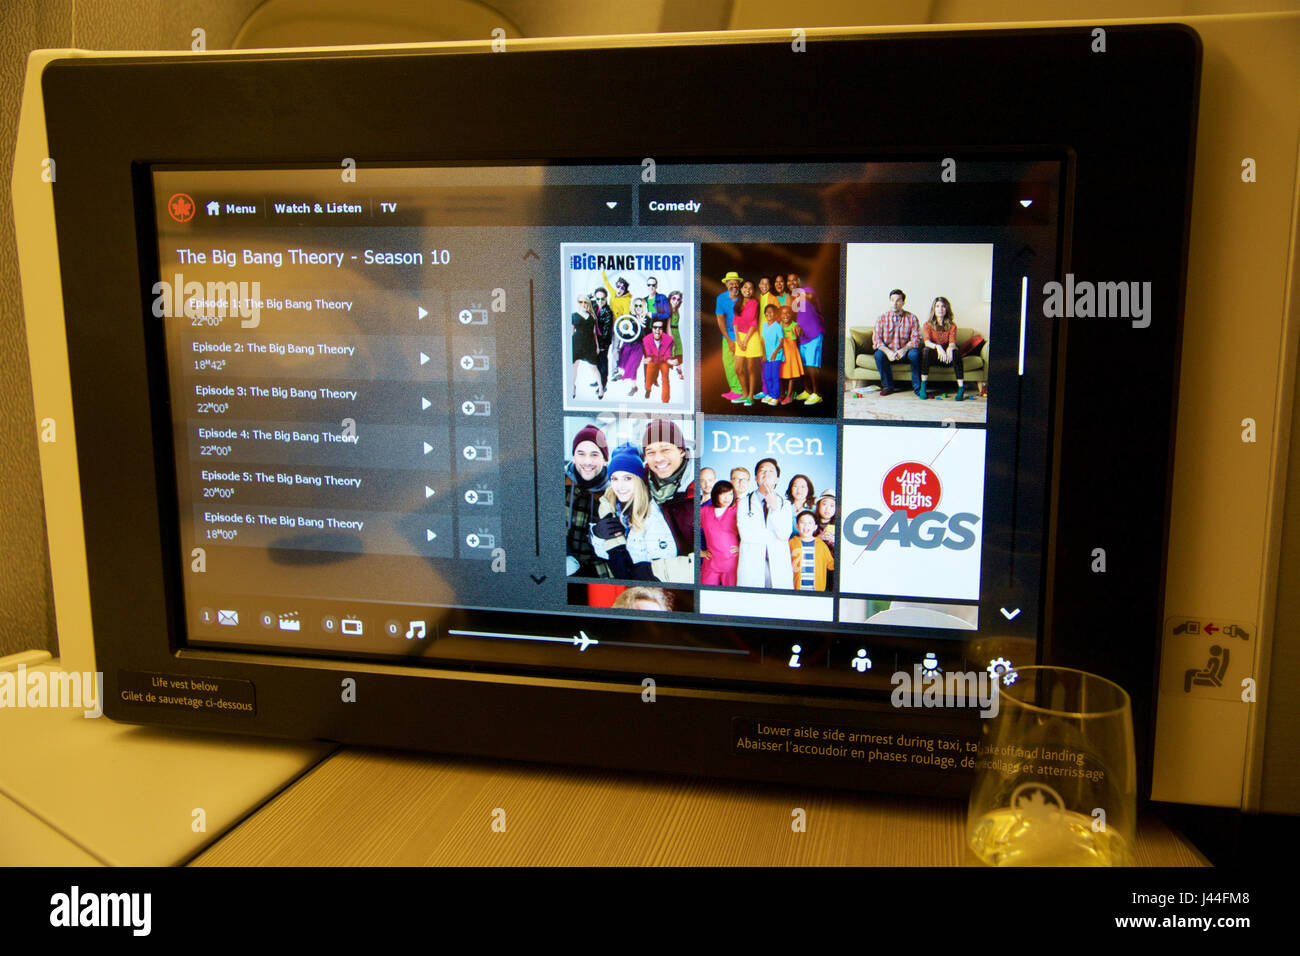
[{"x1": 150, "y1": 159, "x2": 1062, "y2": 694}]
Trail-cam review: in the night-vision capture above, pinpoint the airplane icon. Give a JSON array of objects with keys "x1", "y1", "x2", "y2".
[{"x1": 572, "y1": 631, "x2": 598, "y2": 652}]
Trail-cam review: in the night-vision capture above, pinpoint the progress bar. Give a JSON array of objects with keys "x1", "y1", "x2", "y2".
[{"x1": 447, "y1": 629, "x2": 749, "y2": 655}]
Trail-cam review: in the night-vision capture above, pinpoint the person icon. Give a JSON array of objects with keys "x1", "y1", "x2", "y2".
[
  {"x1": 851, "y1": 649, "x2": 872, "y2": 672},
  {"x1": 1184, "y1": 645, "x2": 1229, "y2": 692}
]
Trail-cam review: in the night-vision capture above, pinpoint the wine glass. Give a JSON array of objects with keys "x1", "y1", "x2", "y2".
[{"x1": 967, "y1": 666, "x2": 1135, "y2": 866}]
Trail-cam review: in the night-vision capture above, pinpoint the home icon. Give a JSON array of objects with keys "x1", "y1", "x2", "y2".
[{"x1": 205, "y1": 200, "x2": 219, "y2": 215}]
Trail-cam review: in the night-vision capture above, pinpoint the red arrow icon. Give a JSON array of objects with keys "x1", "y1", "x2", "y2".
[{"x1": 1204, "y1": 623, "x2": 1218, "y2": 635}]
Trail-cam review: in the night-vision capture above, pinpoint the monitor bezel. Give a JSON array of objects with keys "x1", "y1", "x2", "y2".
[{"x1": 37, "y1": 25, "x2": 1199, "y2": 798}]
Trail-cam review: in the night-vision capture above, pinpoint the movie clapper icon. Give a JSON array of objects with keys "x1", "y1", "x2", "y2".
[
  {"x1": 459, "y1": 353, "x2": 490, "y2": 371},
  {"x1": 340, "y1": 616, "x2": 364, "y2": 636},
  {"x1": 464, "y1": 488, "x2": 494, "y2": 506},
  {"x1": 461, "y1": 398, "x2": 491, "y2": 417},
  {"x1": 405, "y1": 621, "x2": 426, "y2": 640},
  {"x1": 462, "y1": 443, "x2": 492, "y2": 461},
  {"x1": 457, "y1": 303, "x2": 489, "y2": 325},
  {"x1": 851, "y1": 649, "x2": 872, "y2": 672},
  {"x1": 277, "y1": 611, "x2": 301, "y2": 632},
  {"x1": 465, "y1": 532, "x2": 495, "y2": 550}
]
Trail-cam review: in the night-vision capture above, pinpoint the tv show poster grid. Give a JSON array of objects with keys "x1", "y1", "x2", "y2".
[{"x1": 563, "y1": 240, "x2": 988, "y2": 631}]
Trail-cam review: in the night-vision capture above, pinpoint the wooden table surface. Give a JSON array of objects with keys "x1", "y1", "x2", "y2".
[{"x1": 192, "y1": 748, "x2": 1209, "y2": 866}]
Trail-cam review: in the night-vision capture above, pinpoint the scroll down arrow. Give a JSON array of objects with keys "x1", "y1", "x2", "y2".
[{"x1": 1000, "y1": 607, "x2": 1021, "y2": 620}]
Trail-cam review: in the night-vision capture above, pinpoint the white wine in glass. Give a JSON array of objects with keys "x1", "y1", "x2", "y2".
[{"x1": 967, "y1": 666, "x2": 1136, "y2": 866}]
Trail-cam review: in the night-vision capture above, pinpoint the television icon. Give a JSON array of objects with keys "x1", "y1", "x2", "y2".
[
  {"x1": 461, "y1": 399, "x2": 491, "y2": 417},
  {"x1": 464, "y1": 488, "x2": 493, "y2": 505},
  {"x1": 458, "y1": 354, "x2": 490, "y2": 371},
  {"x1": 457, "y1": 304, "x2": 489, "y2": 325},
  {"x1": 340, "y1": 616, "x2": 364, "y2": 636},
  {"x1": 462, "y1": 444, "x2": 492, "y2": 461},
  {"x1": 465, "y1": 532, "x2": 495, "y2": 550}
]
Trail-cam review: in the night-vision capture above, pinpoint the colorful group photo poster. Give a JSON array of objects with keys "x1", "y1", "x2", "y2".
[
  {"x1": 563, "y1": 412, "x2": 696, "y2": 585},
  {"x1": 561, "y1": 242, "x2": 694, "y2": 414},
  {"x1": 699, "y1": 243, "x2": 840, "y2": 417},
  {"x1": 697, "y1": 419, "x2": 838, "y2": 592}
]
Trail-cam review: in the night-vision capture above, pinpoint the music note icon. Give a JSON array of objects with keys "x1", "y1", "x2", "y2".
[{"x1": 405, "y1": 620, "x2": 426, "y2": 640}]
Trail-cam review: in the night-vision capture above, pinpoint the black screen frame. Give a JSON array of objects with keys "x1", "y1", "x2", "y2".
[{"x1": 41, "y1": 26, "x2": 1199, "y2": 799}]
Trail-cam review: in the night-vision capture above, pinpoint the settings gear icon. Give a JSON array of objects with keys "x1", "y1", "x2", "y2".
[{"x1": 987, "y1": 657, "x2": 1019, "y2": 686}]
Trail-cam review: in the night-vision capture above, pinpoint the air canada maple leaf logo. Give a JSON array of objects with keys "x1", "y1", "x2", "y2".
[
  {"x1": 1011, "y1": 782, "x2": 1065, "y2": 821},
  {"x1": 168, "y1": 193, "x2": 196, "y2": 223}
]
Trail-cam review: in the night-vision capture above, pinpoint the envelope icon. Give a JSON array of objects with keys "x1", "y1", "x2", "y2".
[{"x1": 217, "y1": 609, "x2": 239, "y2": 626}]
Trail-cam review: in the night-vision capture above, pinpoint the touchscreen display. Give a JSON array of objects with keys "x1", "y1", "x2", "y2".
[{"x1": 150, "y1": 161, "x2": 1060, "y2": 693}]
